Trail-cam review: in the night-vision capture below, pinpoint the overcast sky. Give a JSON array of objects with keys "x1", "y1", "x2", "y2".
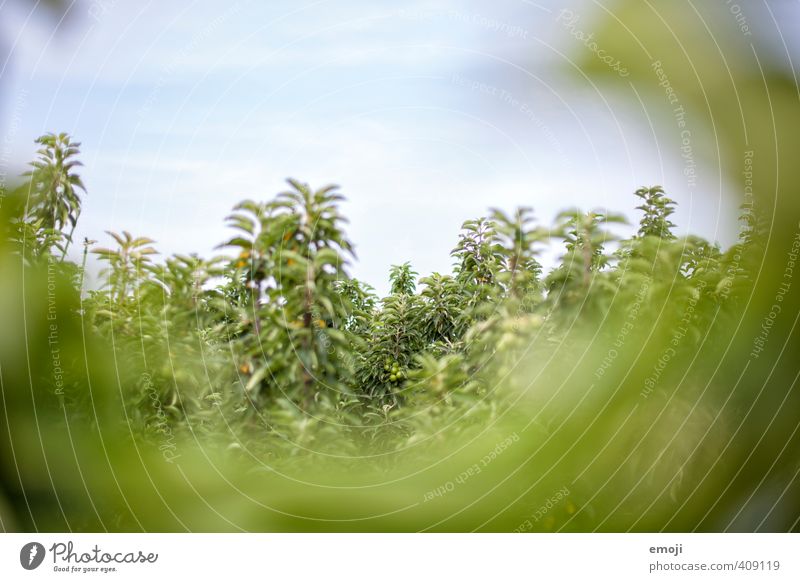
[{"x1": 1, "y1": 0, "x2": 760, "y2": 295}]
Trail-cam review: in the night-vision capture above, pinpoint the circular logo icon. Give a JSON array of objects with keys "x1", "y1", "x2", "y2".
[{"x1": 20, "y1": 542, "x2": 46, "y2": 570}]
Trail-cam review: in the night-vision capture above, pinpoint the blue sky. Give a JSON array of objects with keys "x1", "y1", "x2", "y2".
[{"x1": 1, "y1": 0, "x2": 750, "y2": 294}]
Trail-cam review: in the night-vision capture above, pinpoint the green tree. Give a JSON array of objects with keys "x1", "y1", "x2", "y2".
[
  {"x1": 546, "y1": 209, "x2": 626, "y2": 313},
  {"x1": 417, "y1": 272, "x2": 466, "y2": 350},
  {"x1": 355, "y1": 292, "x2": 422, "y2": 402},
  {"x1": 389, "y1": 261, "x2": 418, "y2": 295},
  {"x1": 451, "y1": 217, "x2": 504, "y2": 310},
  {"x1": 224, "y1": 180, "x2": 356, "y2": 409},
  {"x1": 490, "y1": 207, "x2": 548, "y2": 304},
  {"x1": 23, "y1": 133, "x2": 86, "y2": 258},
  {"x1": 633, "y1": 185, "x2": 676, "y2": 240},
  {"x1": 92, "y1": 231, "x2": 159, "y2": 305}
]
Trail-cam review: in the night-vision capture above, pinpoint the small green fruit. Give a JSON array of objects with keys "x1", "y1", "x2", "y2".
[{"x1": 390, "y1": 374, "x2": 397, "y2": 382}]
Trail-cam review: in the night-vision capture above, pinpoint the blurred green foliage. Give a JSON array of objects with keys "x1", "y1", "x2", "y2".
[{"x1": 0, "y1": 1, "x2": 798, "y2": 532}]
